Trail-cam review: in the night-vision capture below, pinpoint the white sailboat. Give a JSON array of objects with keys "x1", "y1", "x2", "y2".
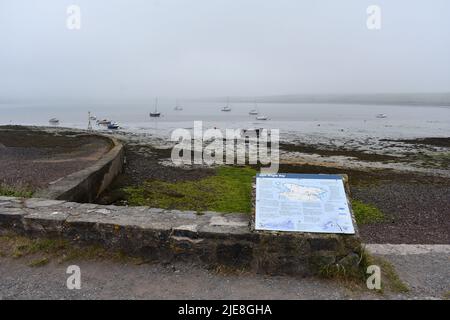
[
  {"x1": 249, "y1": 101, "x2": 258, "y2": 115},
  {"x1": 221, "y1": 97, "x2": 232, "y2": 112},
  {"x1": 174, "y1": 99, "x2": 183, "y2": 111}
]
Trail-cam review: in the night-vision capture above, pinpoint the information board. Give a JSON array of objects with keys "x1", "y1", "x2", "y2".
[{"x1": 255, "y1": 173, "x2": 355, "y2": 234}]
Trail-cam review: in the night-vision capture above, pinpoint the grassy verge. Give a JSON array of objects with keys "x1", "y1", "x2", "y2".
[
  {"x1": 124, "y1": 166, "x2": 256, "y2": 213},
  {"x1": 352, "y1": 199, "x2": 385, "y2": 224},
  {"x1": 0, "y1": 234, "x2": 143, "y2": 267},
  {"x1": 319, "y1": 247, "x2": 409, "y2": 294}
]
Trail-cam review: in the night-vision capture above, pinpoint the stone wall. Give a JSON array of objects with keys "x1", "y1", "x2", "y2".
[
  {"x1": 0, "y1": 197, "x2": 362, "y2": 276},
  {"x1": 34, "y1": 136, "x2": 124, "y2": 203}
]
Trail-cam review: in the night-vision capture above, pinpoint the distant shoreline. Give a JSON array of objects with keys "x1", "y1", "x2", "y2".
[{"x1": 189, "y1": 93, "x2": 450, "y2": 107}]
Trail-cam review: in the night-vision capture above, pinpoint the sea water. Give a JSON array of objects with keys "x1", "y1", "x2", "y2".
[{"x1": 1, "y1": 102, "x2": 449, "y2": 144}]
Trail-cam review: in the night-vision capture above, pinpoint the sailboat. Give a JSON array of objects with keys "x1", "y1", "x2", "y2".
[
  {"x1": 174, "y1": 100, "x2": 183, "y2": 111},
  {"x1": 249, "y1": 101, "x2": 258, "y2": 115},
  {"x1": 150, "y1": 98, "x2": 161, "y2": 117},
  {"x1": 221, "y1": 97, "x2": 232, "y2": 112}
]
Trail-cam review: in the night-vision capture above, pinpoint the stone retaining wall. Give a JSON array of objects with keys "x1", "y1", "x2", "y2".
[
  {"x1": 34, "y1": 136, "x2": 124, "y2": 203},
  {"x1": 0, "y1": 197, "x2": 362, "y2": 276}
]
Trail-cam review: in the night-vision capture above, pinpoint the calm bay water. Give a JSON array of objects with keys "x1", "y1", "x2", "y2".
[{"x1": 1, "y1": 102, "x2": 449, "y2": 143}]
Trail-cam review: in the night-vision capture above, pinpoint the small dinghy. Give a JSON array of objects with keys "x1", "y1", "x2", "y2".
[{"x1": 49, "y1": 118, "x2": 59, "y2": 125}]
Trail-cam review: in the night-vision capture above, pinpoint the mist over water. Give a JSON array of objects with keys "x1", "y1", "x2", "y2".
[{"x1": 1, "y1": 1, "x2": 449, "y2": 143}]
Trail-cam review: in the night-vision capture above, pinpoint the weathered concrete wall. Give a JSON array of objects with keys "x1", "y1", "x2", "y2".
[
  {"x1": 34, "y1": 137, "x2": 124, "y2": 203},
  {"x1": 0, "y1": 197, "x2": 362, "y2": 276}
]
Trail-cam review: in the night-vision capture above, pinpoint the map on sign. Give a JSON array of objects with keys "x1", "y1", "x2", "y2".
[{"x1": 255, "y1": 174, "x2": 355, "y2": 234}]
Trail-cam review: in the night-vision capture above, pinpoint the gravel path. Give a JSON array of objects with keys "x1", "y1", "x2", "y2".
[{"x1": 1, "y1": 244, "x2": 448, "y2": 300}]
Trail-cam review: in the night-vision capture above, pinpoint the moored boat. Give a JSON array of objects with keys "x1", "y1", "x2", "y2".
[
  {"x1": 150, "y1": 98, "x2": 161, "y2": 117},
  {"x1": 49, "y1": 118, "x2": 59, "y2": 125},
  {"x1": 107, "y1": 122, "x2": 119, "y2": 129}
]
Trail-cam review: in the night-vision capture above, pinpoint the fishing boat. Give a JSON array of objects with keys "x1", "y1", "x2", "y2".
[
  {"x1": 49, "y1": 118, "x2": 59, "y2": 125},
  {"x1": 150, "y1": 98, "x2": 161, "y2": 117},
  {"x1": 107, "y1": 122, "x2": 119, "y2": 130},
  {"x1": 376, "y1": 113, "x2": 387, "y2": 118}
]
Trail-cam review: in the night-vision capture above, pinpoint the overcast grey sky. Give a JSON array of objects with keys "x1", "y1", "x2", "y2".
[{"x1": 0, "y1": 0, "x2": 449, "y2": 102}]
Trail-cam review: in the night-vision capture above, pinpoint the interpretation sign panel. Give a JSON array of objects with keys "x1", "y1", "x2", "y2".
[{"x1": 255, "y1": 173, "x2": 355, "y2": 234}]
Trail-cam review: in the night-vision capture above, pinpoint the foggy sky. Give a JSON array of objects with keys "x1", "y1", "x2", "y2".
[{"x1": 1, "y1": 0, "x2": 449, "y2": 103}]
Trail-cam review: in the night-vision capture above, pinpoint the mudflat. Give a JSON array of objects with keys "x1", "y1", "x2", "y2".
[{"x1": 0, "y1": 126, "x2": 112, "y2": 192}]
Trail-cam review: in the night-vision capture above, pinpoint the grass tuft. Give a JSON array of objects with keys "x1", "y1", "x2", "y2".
[
  {"x1": 0, "y1": 184, "x2": 33, "y2": 198},
  {"x1": 352, "y1": 199, "x2": 385, "y2": 225}
]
